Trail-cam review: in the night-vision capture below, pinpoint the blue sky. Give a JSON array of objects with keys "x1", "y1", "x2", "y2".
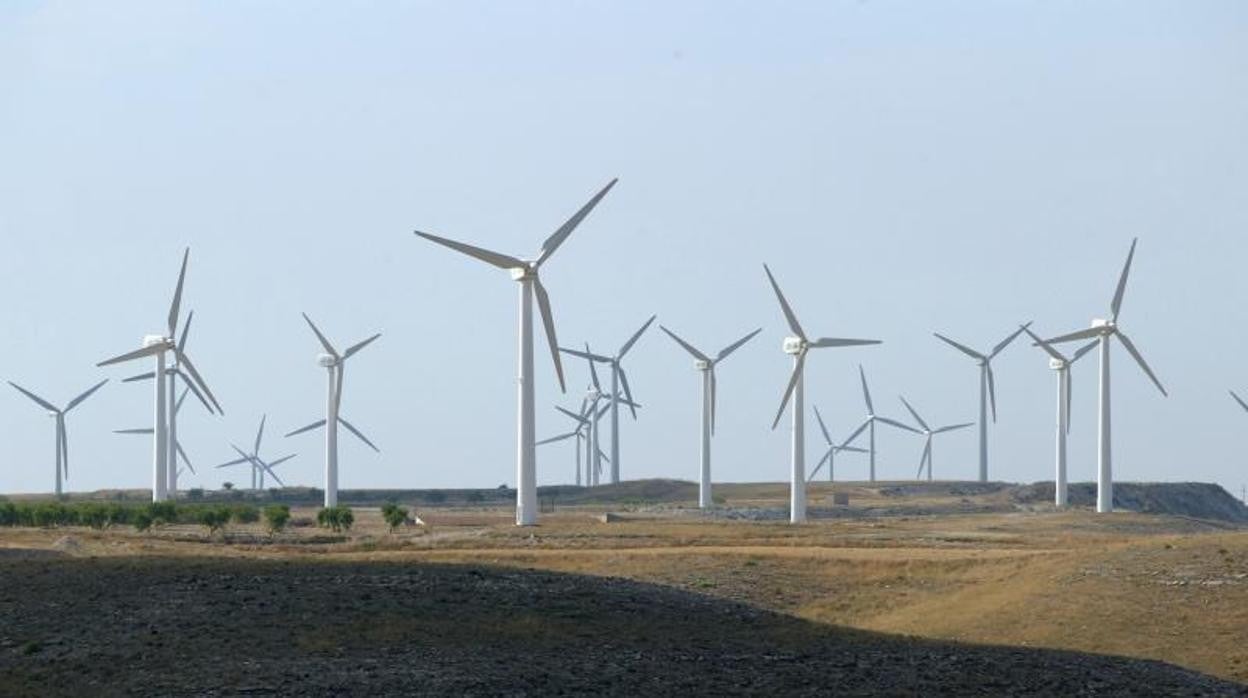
[{"x1": 1, "y1": 1, "x2": 1245, "y2": 495}]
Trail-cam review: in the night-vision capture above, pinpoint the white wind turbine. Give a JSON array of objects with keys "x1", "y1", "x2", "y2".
[
  {"x1": 217, "y1": 415, "x2": 296, "y2": 489},
  {"x1": 566, "y1": 351, "x2": 635, "y2": 486},
  {"x1": 764, "y1": 264, "x2": 881, "y2": 524},
  {"x1": 1022, "y1": 326, "x2": 1098, "y2": 507},
  {"x1": 97, "y1": 248, "x2": 222, "y2": 502},
  {"x1": 807, "y1": 405, "x2": 869, "y2": 483},
  {"x1": 1043, "y1": 239, "x2": 1167, "y2": 513},
  {"x1": 840, "y1": 365, "x2": 922, "y2": 482},
  {"x1": 415, "y1": 179, "x2": 617, "y2": 525},
  {"x1": 897, "y1": 396, "x2": 974, "y2": 481},
  {"x1": 560, "y1": 315, "x2": 656, "y2": 483},
  {"x1": 659, "y1": 325, "x2": 761, "y2": 508},
  {"x1": 285, "y1": 313, "x2": 381, "y2": 507},
  {"x1": 120, "y1": 309, "x2": 219, "y2": 498},
  {"x1": 538, "y1": 400, "x2": 591, "y2": 486},
  {"x1": 115, "y1": 387, "x2": 199, "y2": 489},
  {"x1": 8, "y1": 379, "x2": 108, "y2": 497},
  {"x1": 933, "y1": 323, "x2": 1031, "y2": 483}
]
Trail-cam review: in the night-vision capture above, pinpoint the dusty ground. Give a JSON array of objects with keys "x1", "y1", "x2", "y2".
[{"x1": 2, "y1": 480, "x2": 1247, "y2": 695}]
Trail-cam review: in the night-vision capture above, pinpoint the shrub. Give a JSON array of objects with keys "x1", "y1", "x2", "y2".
[
  {"x1": 230, "y1": 504, "x2": 260, "y2": 525},
  {"x1": 317, "y1": 506, "x2": 355, "y2": 533},
  {"x1": 263, "y1": 504, "x2": 291, "y2": 535},
  {"x1": 222, "y1": 482, "x2": 234, "y2": 491},
  {"x1": 196, "y1": 506, "x2": 231, "y2": 536},
  {"x1": 0, "y1": 501, "x2": 15, "y2": 526},
  {"x1": 132, "y1": 510, "x2": 153, "y2": 532},
  {"x1": 147, "y1": 502, "x2": 178, "y2": 526},
  {"x1": 78, "y1": 503, "x2": 112, "y2": 530},
  {"x1": 381, "y1": 502, "x2": 409, "y2": 533}
]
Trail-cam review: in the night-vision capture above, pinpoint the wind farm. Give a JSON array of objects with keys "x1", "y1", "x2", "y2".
[{"x1": 2, "y1": 3, "x2": 1246, "y2": 695}]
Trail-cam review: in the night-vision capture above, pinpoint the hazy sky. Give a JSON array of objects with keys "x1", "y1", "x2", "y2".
[{"x1": 1, "y1": 2, "x2": 1246, "y2": 497}]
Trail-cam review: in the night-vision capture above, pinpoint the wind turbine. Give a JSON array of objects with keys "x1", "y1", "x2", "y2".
[
  {"x1": 1022, "y1": 326, "x2": 1098, "y2": 507},
  {"x1": 115, "y1": 387, "x2": 199, "y2": 491},
  {"x1": 285, "y1": 313, "x2": 381, "y2": 507},
  {"x1": 8, "y1": 379, "x2": 108, "y2": 497},
  {"x1": 764, "y1": 264, "x2": 881, "y2": 524},
  {"x1": 897, "y1": 396, "x2": 974, "y2": 481},
  {"x1": 120, "y1": 309, "x2": 218, "y2": 498},
  {"x1": 560, "y1": 315, "x2": 656, "y2": 484},
  {"x1": 568, "y1": 351, "x2": 637, "y2": 487},
  {"x1": 217, "y1": 415, "x2": 296, "y2": 489},
  {"x1": 1044, "y1": 239, "x2": 1167, "y2": 513},
  {"x1": 807, "y1": 405, "x2": 868, "y2": 483},
  {"x1": 97, "y1": 248, "x2": 222, "y2": 502},
  {"x1": 840, "y1": 366, "x2": 920, "y2": 482},
  {"x1": 539, "y1": 400, "x2": 590, "y2": 486},
  {"x1": 933, "y1": 323, "x2": 1031, "y2": 483},
  {"x1": 415, "y1": 179, "x2": 618, "y2": 525},
  {"x1": 659, "y1": 325, "x2": 761, "y2": 508}
]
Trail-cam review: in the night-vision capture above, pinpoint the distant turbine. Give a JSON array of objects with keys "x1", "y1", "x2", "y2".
[
  {"x1": 121, "y1": 309, "x2": 218, "y2": 498},
  {"x1": 840, "y1": 365, "x2": 920, "y2": 482},
  {"x1": 807, "y1": 405, "x2": 868, "y2": 483},
  {"x1": 659, "y1": 325, "x2": 761, "y2": 508},
  {"x1": 538, "y1": 400, "x2": 591, "y2": 486},
  {"x1": 217, "y1": 415, "x2": 296, "y2": 489},
  {"x1": 764, "y1": 264, "x2": 881, "y2": 524},
  {"x1": 560, "y1": 314, "x2": 656, "y2": 483},
  {"x1": 933, "y1": 323, "x2": 1031, "y2": 482},
  {"x1": 8, "y1": 379, "x2": 108, "y2": 497},
  {"x1": 898, "y1": 396, "x2": 974, "y2": 481},
  {"x1": 1044, "y1": 238, "x2": 1167, "y2": 513},
  {"x1": 97, "y1": 248, "x2": 222, "y2": 502},
  {"x1": 115, "y1": 387, "x2": 199, "y2": 486},
  {"x1": 415, "y1": 179, "x2": 618, "y2": 525},
  {"x1": 285, "y1": 313, "x2": 381, "y2": 507},
  {"x1": 1023, "y1": 326, "x2": 1098, "y2": 507},
  {"x1": 571, "y1": 351, "x2": 637, "y2": 486}
]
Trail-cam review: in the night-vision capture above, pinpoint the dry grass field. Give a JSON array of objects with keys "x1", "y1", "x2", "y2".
[{"x1": 2, "y1": 480, "x2": 1246, "y2": 694}]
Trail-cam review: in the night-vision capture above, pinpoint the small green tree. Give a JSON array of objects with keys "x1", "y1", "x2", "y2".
[
  {"x1": 230, "y1": 504, "x2": 260, "y2": 525},
  {"x1": 196, "y1": 506, "x2": 231, "y2": 537},
  {"x1": 222, "y1": 482, "x2": 234, "y2": 491},
  {"x1": 147, "y1": 501, "x2": 178, "y2": 526},
  {"x1": 317, "y1": 505, "x2": 354, "y2": 533},
  {"x1": 263, "y1": 504, "x2": 290, "y2": 535},
  {"x1": 132, "y1": 510, "x2": 153, "y2": 532},
  {"x1": 380, "y1": 502, "x2": 408, "y2": 534}
]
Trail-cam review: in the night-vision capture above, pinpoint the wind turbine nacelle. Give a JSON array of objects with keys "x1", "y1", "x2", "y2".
[
  {"x1": 1048, "y1": 358, "x2": 1066, "y2": 370},
  {"x1": 508, "y1": 266, "x2": 534, "y2": 281},
  {"x1": 1091, "y1": 318, "x2": 1112, "y2": 329},
  {"x1": 782, "y1": 337, "x2": 804, "y2": 355},
  {"x1": 143, "y1": 335, "x2": 168, "y2": 348},
  {"x1": 317, "y1": 354, "x2": 336, "y2": 367},
  {"x1": 694, "y1": 359, "x2": 711, "y2": 371}
]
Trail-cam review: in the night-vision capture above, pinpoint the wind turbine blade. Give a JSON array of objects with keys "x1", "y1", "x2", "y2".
[
  {"x1": 414, "y1": 230, "x2": 526, "y2": 270},
  {"x1": 174, "y1": 351, "x2": 223, "y2": 415},
  {"x1": 1071, "y1": 340, "x2": 1100, "y2": 363},
  {"x1": 285, "y1": 419, "x2": 328, "y2": 437},
  {"x1": 1110, "y1": 238, "x2": 1138, "y2": 322},
  {"x1": 174, "y1": 386, "x2": 189, "y2": 415},
  {"x1": 255, "y1": 459, "x2": 286, "y2": 488},
  {"x1": 898, "y1": 396, "x2": 930, "y2": 432},
  {"x1": 176, "y1": 369, "x2": 213, "y2": 413},
  {"x1": 343, "y1": 333, "x2": 381, "y2": 360},
  {"x1": 537, "y1": 431, "x2": 578, "y2": 445},
  {"x1": 535, "y1": 178, "x2": 618, "y2": 266},
  {"x1": 266, "y1": 454, "x2": 297, "y2": 469},
  {"x1": 1231, "y1": 390, "x2": 1248, "y2": 414},
  {"x1": 716, "y1": 328, "x2": 762, "y2": 363},
  {"x1": 660, "y1": 326, "x2": 710, "y2": 362},
  {"x1": 812, "y1": 404, "x2": 833, "y2": 445},
  {"x1": 1116, "y1": 331, "x2": 1167, "y2": 397},
  {"x1": 585, "y1": 345, "x2": 602, "y2": 392},
  {"x1": 842, "y1": 418, "x2": 870, "y2": 447},
  {"x1": 167, "y1": 248, "x2": 189, "y2": 338},
  {"x1": 859, "y1": 365, "x2": 875, "y2": 415},
  {"x1": 556, "y1": 406, "x2": 590, "y2": 425},
  {"x1": 762, "y1": 264, "x2": 805, "y2": 340},
  {"x1": 770, "y1": 352, "x2": 805, "y2": 430},
  {"x1": 877, "y1": 416, "x2": 922, "y2": 435},
  {"x1": 933, "y1": 333, "x2": 985, "y2": 361},
  {"x1": 559, "y1": 347, "x2": 613, "y2": 362},
  {"x1": 810, "y1": 337, "x2": 882, "y2": 349},
  {"x1": 254, "y1": 415, "x2": 267, "y2": 454},
  {"x1": 935, "y1": 422, "x2": 975, "y2": 433},
  {"x1": 216, "y1": 457, "x2": 250, "y2": 469},
  {"x1": 178, "y1": 310, "x2": 194, "y2": 353},
  {"x1": 596, "y1": 401, "x2": 611, "y2": 420},
  {"x1": 59, "y1": 420, "x2": 69, "y2": 480},
  {"x1": 1022, "y1": 326, "x2": 1066, "y2": 363},
  {"x1": 618, "y1": 315, "x2": 656, "y2": 358},
  {"x1": 990, "y1": 322, "x2": 1031, "y2": 359},
  {"x1": 114, "y1": 428, "x2": 154, "y2": 434},
  {"x1": 917, "y1": 441, "x2": 930, "y2": 479},
  {"x1": 533, "y1": 278, "x2": 566, "y2": 393},
  {"x1": 301, "y1": 313, "x2": 339, "y2": 358},
  {"x1": 986, "y1": 364, "x2": 998, "y2": 423},
  {"x1": 808, "y1": 448, "x2": 832, "y2": 482},
  {"x1": 710, "y1": 369, "x2": 718, "y2": 435},
  {"x1": 97, "y1": 343, "x2": 165, "y2": 367},
  {"x1": 617, "y1": 366, "x2": 638, "y2": 420},
  {"x1": 64, "y1": 379, "x2": 108, "y2": 413},
  {"x1": 1044, "y1": 327, "x2": 1103, "y2": 345},
  {"x1": 338, "y1": 416, "x2": 380, "y2": 452},
  {"x1": 123, "y1": 371, "x2": 157, "y2": 383},
  {"x1": 839, "y1": 446, "x2": 868, "y2": 454},
  {"x1": 7, "y1": 382, "x2": 58, "y2": 413},
  {"x1": 598, "y1": 448, "x2": 610, "y2": 464},
  {"x1": 175, "y1": 440, "x2": 196, "y2": 474}
]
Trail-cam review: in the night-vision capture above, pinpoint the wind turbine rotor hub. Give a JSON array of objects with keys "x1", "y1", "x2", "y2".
[
  {"x1": 1048, "y1": 358, "x2": 1067, "y2": 370},
  {"x1": 316, "y1": 354, "x2": 337, "y2": 367},
  {"x1": 782, "y1": 336, "x2": 805, "y2": 355},
  {"x1": 508, "y1": 264, "x2": 537, "y2": 281},
  {"x1": 693, "y1": 359, "x2": 712, "y2": 371},
  {"x1": 1091, "y1": 318, "x2": 1115, "y2": 333}
]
